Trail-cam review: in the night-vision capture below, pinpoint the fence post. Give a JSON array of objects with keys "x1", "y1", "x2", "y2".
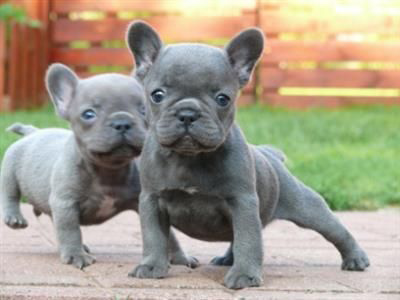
[
  {"x1": 5, "y1": 0, "x2": 51, "y2": 111},
  {"x1": 21, "y1": 0, "x2": 51, "y2": 108},
  {"x1": 253, "y1": 0, "x2": 262, "y2": 105},
  {"x1": 39, "y1": 0, "x2": 51, "y2": 106},
  {"x1": 0, "y1": 22, "x2": 4, "y2": 111},
  {"x1": 8, "y1": 23, "x2": 22, "y2": 110}
]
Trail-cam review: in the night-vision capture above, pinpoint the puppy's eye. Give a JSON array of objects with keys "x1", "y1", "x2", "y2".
[
  {"x1": 151, "y1": 89, "x2": 165, "y2": 104},
  {"x1": 81, "y1": 109, "x2": 96, "y2": 121},
  {"x1": 215, "y1": 94, "x2": 231, "y2": 107}
]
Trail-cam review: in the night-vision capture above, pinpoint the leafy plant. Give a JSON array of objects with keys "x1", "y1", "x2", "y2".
[{"x1": 0, "y1": 3, "x2": 41, "y2": 27}]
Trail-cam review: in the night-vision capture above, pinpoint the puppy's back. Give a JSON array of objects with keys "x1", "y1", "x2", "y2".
[{"x1": 1, "y1": 128, "x2": 72, "y2": 214}]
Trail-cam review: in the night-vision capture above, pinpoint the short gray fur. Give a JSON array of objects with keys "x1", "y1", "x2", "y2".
[
  {"x1": 126, "y1": 21, "x2": 370, "y2": 289},
  {"x1": 0, "y1": 64, "x2": 196, "y2": 269}
]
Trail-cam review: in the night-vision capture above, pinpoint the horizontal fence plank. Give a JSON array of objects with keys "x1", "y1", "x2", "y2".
[
  {"x1": 51, "y1": 48, "x2": 132, "y2": 66},
  {"x1": 55, "y1": 49, "x2": 254, "y2": 91},
  {"x1": 76, "y1": 70, "x2": 255, "y2": 105},
  {"x1": 52, "y1": 15, "x2": 255, "y2": 43},
  {"x1": 52, "y1": 41, "x2": 400, "y2": 66},
  {"x1": 52, "y1": 0, "x2": 183, "y2": 13},
  {"x1": 261, "y1": 68, "x2": 400, "y2": 88},
  {"x1": 73, "y1": 73, "x2": 254, "y2": 95},
  {"x1": 262, "y1": 94, "x2": 400, "y2": 109},
  {"x1": 263, "y1": 40, "x2": 400, "y2": 62},
  {"x1": 260, "y1": 0, "x2": 400, "y2": 8},
  {"x1": 52, "y1": 0, "x2": 256, "y2": 13},
  {"x1": 260, "y1": 12, "x2": 400, "y2": 34}
]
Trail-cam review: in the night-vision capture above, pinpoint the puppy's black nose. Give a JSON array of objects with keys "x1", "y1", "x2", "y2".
[
  {"x1": 111, "y1": 119, "x2": 133, "y2": 133},
  {"x1": 177, "y1": 109, "x2": 200, "y2": 126}
]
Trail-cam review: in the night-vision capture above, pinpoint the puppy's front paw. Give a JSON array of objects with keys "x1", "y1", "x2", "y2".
[
  {"x1": 224, "y1": 268, "x2": 263, "y2": 289},
  {"x1": 342, "y1": 248, "x2": 370, "y2": 271},
  {"x1": 129, "y1": 264, "x2": 168, "y2": 279},
  {"x1": 61, "y1": 252, "x2": 96, "y2": 269},
  {"x1": 170, "y1": 252, "x2": 199, "y2": 268},
  {"x1": 211, "y1": 254, "x2": 234, "y2": 266},
  {"x1": 3, "y1": 213, "x2": 28, "y2": 229}
]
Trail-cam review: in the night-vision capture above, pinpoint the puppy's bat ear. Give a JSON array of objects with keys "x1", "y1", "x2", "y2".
[
  {"x1": 126, "y1": 21, "x2": 162, "y2": 80},
  {"x1": 45, "y1": 63, "x2": 79, "y2": 120},
  {"x1": 225, "y1": 28, "x2": 264, "y2": 88}
]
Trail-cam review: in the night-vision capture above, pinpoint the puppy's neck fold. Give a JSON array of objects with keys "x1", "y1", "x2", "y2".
[{"x1": 71, "y1": 137, "x2": 136, "y2": 185}]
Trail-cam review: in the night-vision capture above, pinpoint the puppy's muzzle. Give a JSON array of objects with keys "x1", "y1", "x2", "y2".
[
  {"x1": 176, "y1": 109, "x2": 200, "y2": 129},
  {"x1": 110, "y1": 119, "x2": 132, "y2": 134},
  {"x1": 108, "y1": 112, "x2": 135, "y2": 134}
]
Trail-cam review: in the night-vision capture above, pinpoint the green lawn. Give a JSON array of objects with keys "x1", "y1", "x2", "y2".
[{"x1": 1, "y1": 104, "x2": 399, "y2": 210}]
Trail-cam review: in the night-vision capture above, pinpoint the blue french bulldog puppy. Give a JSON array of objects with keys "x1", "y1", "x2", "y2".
[{"x1": 126, "y1": 21, "x2": 369, "y2": 289}]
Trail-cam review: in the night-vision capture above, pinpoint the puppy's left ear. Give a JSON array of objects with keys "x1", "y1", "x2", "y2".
[
  {"x1": 45, "y1": 63, "x2": 79, "y2": 120},
  {"x1": 126, "y1": 21, "x2": 163, "y2": 80},
  {"x1": 225, "y1": 28, "x2": 264, "y2": 88}
]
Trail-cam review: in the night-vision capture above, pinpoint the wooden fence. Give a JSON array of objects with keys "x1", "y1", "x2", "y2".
[
  {"x1": 0, "y1": 0, "x2": 50, "y2": 111},
  {"x1": 48, "y1": 0, "x2": 258, "y2": 104},
  {"x1": 6, "y1": 23, "x2": 48, "y2": 110},
  {"x1": 259, "y1": 0, "x2": 400, "y2": 108},
  {"x1": 1, "y1": 0, "x2": 400, "y2": 111}
]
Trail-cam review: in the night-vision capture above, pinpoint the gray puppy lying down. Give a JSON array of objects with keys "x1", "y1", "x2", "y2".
[
  {"x1": 126, "y1": 21, "x2": 370, "y2": 289},
  {"x1": 0, "y1": 64, "x2": 195, "y2": 269}
]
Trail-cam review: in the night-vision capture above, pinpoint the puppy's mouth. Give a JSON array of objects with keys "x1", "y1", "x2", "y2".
[
  {"x1": 155, "y1": 114, "x2": 225, "y2": 155},
  {"x1": 91, "y1": 143, "x2": 141, "y2": 160},
  {"x1": 162, "y1": 134, "x2": 216, "y2": 155}
]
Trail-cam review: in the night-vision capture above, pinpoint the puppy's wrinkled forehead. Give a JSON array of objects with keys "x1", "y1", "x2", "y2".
[
  {"x1": 77, "y1": 75, "x2": 144, "y2": 108},
  {"x1": 148, "y1": 44, "x2": 238, "y2": 91}
]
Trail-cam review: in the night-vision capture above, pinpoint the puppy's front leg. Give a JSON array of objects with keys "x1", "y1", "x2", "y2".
[
  {"x1": 129, "y1": 192, "x2": 169, "y2": 278},
  {"x1": 224, "y1": 194, "x2": 263, "y2": 289},
  {"x1": 50, "y1": 195, "x2": 95, "y2": 269}
]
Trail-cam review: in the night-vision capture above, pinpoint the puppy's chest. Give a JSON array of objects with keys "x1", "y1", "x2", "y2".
[
  {"x1": 159, "y1": 165, "x2": 216, "y2": 194},
  {"x1": 79, "y1": 184, "x2": 138, "y2": 225},
  {"x1": 159, "y1": 190, "x2": 233, "y2": 241}
]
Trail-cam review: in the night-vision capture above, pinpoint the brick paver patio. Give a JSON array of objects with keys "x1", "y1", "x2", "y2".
[{"x1": 1, "y1": 204, "x2": 399, "y2": 299}]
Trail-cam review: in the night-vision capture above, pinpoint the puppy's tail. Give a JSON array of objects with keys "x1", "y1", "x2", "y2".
[{"x1": 6, "y1": 123, "x2": 39, "y2": 136}]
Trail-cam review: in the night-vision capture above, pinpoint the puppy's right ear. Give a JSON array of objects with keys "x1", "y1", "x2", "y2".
[
  {"x1": 45, "y1": 63, "x2": 79, "y2": 120},
  {"x1": 225, "y1": 28, "x2": 264, "y2": 88},
  {"x1": 126, "y1": 21, "x2": 162, "y2": 80}
]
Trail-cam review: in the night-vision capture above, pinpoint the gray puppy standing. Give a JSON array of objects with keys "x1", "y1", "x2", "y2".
[
  {"x1": 126, "y1": 21, "x2": 370, "y2": 289},
  {"x1": 0, "y1": 64, "x2": 195, "y2": 269}
]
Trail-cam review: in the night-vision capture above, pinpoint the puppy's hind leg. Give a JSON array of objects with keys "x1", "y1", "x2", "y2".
[
  {"x1": 168, "y1": 229, "x2": 199, "y2": 268},
  {"x1": 0, "y1": 157, "x2": 27, "y2": 229},
  {"x1": 211, "y1": 243, "x2": 234, "y2": 266},
  {"x1": 273, "y1": 161, "x2": 369, "y2": 271}
]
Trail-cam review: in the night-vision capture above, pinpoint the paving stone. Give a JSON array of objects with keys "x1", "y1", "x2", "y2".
[{"x1": 0, "y1": 204, "x2": 399, "y2": 299}]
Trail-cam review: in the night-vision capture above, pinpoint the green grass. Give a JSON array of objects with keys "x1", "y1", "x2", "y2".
[
  {"x1": 238, "y1": 105, "x2": 400, "y2": 210},
  {"x1": 1, "y1": 104, "x2": 399, "y2": 210},
  {"x1": 0, "y1": 105, "x2": 68, "y2": 155}
]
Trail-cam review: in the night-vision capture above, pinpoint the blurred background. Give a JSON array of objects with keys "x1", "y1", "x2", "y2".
[{"x1": 0, "y1": 0, "x2": 399, "y2": 210}]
